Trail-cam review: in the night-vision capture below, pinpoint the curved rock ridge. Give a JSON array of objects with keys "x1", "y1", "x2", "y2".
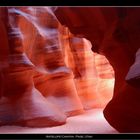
[
  {"x1": 54, "y1": 7, "x2": 140, "y2": 132},
  {"x1": 0, "y1": 7, "x2": 114, "y2": 127}
]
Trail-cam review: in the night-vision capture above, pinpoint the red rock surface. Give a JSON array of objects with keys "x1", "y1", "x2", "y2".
[
  {"x1": 54, "y1": 7, "x2": 140, "y2": 132},
  {"x1": 0, "y1": 109, "x2": 118, "y2": 134},
  {"x1": 0, "y1": 7, "x2": 115, "y2": 128},
  {"x1": 0, "y1": 7, "x2": 67, "y2": 127}
]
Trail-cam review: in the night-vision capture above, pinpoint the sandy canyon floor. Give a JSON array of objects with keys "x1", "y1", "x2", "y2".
[{"x1": 0, "y1": 109, "x2": 118, "y2": 134}]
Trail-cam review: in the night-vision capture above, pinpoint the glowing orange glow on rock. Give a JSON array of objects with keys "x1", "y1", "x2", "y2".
[{"x1": 0, "y1": 7, "x2": 115, "y2": 129}]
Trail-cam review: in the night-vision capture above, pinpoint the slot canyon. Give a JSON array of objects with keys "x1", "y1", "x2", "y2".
[{"x1": 0, "y1": 7, "x2": 139, "y2": 134}]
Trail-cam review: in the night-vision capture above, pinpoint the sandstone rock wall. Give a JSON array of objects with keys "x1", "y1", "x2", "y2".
[
  {"x1": 54, "y1": 7, "x2": 140, "y2": 132},
  {"x1": 0, "y1": 7, "x2": 114, "y2": 127}
]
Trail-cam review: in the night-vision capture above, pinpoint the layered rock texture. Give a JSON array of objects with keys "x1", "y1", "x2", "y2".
[
  {"x1": 0, "y1": 7, "x2": 114, "y2": 128},
  {"x1": 54, "y1": 7, "x2": 140, "y2": 132}
]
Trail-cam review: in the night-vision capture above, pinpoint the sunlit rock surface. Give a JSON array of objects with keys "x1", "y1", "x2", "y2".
[
  {"x1": 0, "y1": 7, "x2": 67, "y2": 127},
  {"x1": 60, "y1": 29, "x2": 114, "y2": 109},
  {"x1": 54, "y1": 7, "x2": 140, "y2": 132},
  {"x1": 0, "y1": 7, "x2": 115, "y2": 128},
  {"x1": 0, "y1": 109, "x2": 118, "y2": 134},
  {"x1": 60, "y1": 30, "x2": 99, "y2": 109},
  {"x1": 94, "y1": 53, "x2": 114, "y2": 107},
  {"x1": 19, "y1": 7, "x2": 84, "y2": 116}
]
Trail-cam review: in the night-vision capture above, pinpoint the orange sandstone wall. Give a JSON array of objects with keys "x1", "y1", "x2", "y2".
[{"x1": 0, "y1": 7, "x2": 114, "y2": 127}]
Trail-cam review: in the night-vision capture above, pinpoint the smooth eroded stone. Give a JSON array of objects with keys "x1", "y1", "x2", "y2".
[
  {"x1": 0, "y1": 7, "x2": 67, "y2": 127},
  {"x1": 125, "y1": 48, "x2": 140, "y2": 87},
  {"x1": 0, "y1": 89, "x2": 67, "y2": 127},
  {"x1": 94, "y1": 53, "x2": 114, "y2": 79},
  {"x1": 34, "y1": 69, "x2": 84, "y2": 117},
  {"x1": 74, "y1": 78, "x2": 99, "y2": 109},
  {"x1": 54, "y1": 7, "x2": 140, "y2": 132},
  {"x1": 1, "y1": 53, "x2": 67, "y2": 127},
  {"x1": 61, "y1": 33, "x2": 102, "y2": 109},
  {"x1": 19, "y1": 7, "x2": 84, "y2": 117}
]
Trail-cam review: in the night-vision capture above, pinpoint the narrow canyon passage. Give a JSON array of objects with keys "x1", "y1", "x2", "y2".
[
  {"x1": 54, "y1": 7, "x2": 140, "y2": 133},
  {"x1": 0, "y1": 109, "x2": 118, "y2": 134},
  {"x1": 0, "y1": 7, "x2": 118, "y2": 133}
]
